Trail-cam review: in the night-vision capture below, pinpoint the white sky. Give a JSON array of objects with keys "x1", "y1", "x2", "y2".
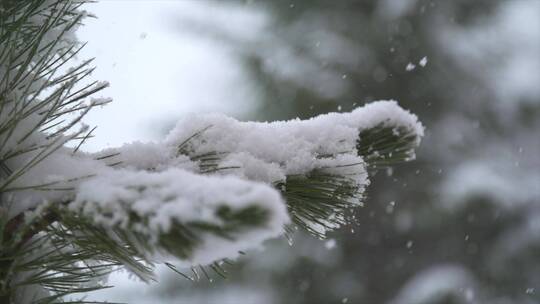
[{"x1": 78, "y1": 0, "x2": 268, "y2": 151}]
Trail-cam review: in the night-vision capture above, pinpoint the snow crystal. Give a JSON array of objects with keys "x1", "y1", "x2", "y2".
[
  {"x1": 324, "y1": 239, "x2": 337, "y2": 250},
  {"x1": 419, "y1": 56, "x2": 428, "y2": 67},
  {"x1": 405, "y1": 63, "x2": 416, "y2": 71},
  {"x1": 406, "y1": 240, "x2": 413, "y2": 249}
]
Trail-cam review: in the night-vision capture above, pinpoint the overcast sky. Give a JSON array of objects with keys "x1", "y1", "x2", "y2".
[{"x1": 78, "y1": 0, "x2": 267, "y2": 152}]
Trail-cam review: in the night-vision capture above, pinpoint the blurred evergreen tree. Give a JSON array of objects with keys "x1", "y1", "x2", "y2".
[{"x1": 182, "y1": 0, "x2": 538, "y2": 303}]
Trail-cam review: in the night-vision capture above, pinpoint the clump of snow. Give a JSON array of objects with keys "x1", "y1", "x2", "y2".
[
  {"x1": 377, "y1": 0, "x2": 419, "y2": 19},
  {"x1": 487, "y1": 212, "x2": 540, "y2": 278},
  {"x1": 405, "y1": 63, "x2": 416, "y2": 71},
  {"x1": 70, "y1": 168, "x2": 289, "y2": 266},
  {"x1": 390, "y1": 265, "x2": 478, "y2": 304},
  {"x1": 94, "y1": 141, "x2": 196, "y2": 172},
  {"x1": 440, "y1": 160, "x2": 540, "y2": 210},
  {"x1": 166, "y1": 100, "x2": 423, "y2": 184},
  {"x1": 437, "y1": 0, "x2": 540, "y2": 107},
  {"x1": 5, "y1": 144, "x2": 111, "y2": 218}
]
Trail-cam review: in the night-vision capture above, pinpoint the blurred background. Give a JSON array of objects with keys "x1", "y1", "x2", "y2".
[{"x1": 78, "y1": 0, "x2": 540, "y2": 303}]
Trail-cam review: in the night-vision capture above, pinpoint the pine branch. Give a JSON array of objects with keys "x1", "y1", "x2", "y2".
[
  {"x1": 170, "y1": 107, "x2": 423, "y2": 239},
  {"x1": 0, "y1": 1, "x2": 114, "y2": 302},
  {"x1": 0, "y1": 0, "x2": 104, "y2": 196},
  {"x1": 64, "y1": 169, "x2": 287, "y2": 268},
  {"x1": 279, "y1": 169, "x2": 365, "y2": 239},
  {"x1": 358, "y1": 122, "x2": 421, "y2": 170}
]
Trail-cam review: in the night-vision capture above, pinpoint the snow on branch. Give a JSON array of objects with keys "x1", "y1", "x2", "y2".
[
  {"x1": 67, "y1": 168, "x2": 289, "y2": 266},
  {"x1": 5, "y1": 97, "x2": 423, "y2": 268},
  {"x1": 166, "y1": 100, "x2": 423, "y2": 182},
  {"x1": 93, "y1": 100, "x2": 423, "y2": 238}
]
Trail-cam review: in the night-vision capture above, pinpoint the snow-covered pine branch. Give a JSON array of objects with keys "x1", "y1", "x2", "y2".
[
  {"x1": 91, "y1": 100, "x2": 423, "y2": 237},
  {"x1": 69, "y1": 169, "x2": 289, "y2": 267},
  {"x1": 5, "y1": 100, "x2": 423, "y2": 261},
  {"x1": 0, "y1": 0, "x2": 424, "y2": 303}
]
